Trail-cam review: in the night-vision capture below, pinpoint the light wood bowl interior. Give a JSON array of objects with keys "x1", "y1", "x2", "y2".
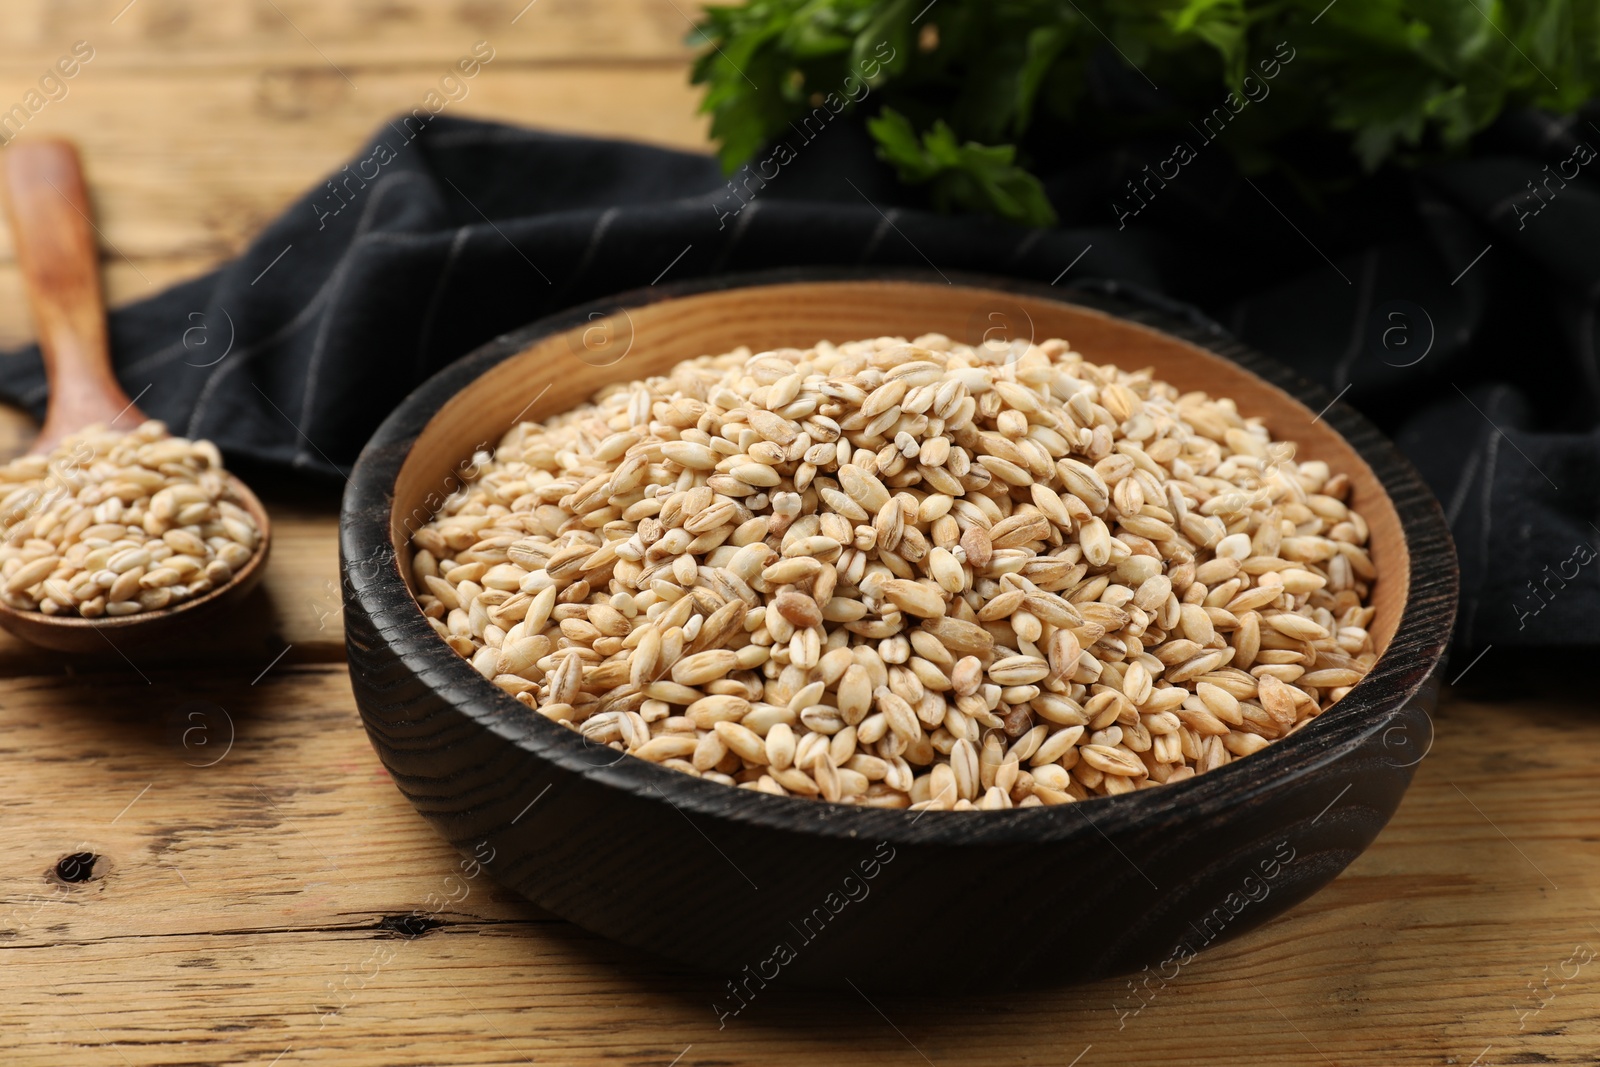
[{"x1": 392, "y1": 280, "x2": 1406, "y2": 659}]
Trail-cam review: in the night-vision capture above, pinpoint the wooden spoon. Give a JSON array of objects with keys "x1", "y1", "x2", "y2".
[{"x1": 0, "y1": 138, "x2": 270, "y2": 652}]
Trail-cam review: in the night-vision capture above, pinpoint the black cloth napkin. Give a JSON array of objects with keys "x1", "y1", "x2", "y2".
[{"x1": 2, "y1": 111, "x2": 1596, "y2": 654}]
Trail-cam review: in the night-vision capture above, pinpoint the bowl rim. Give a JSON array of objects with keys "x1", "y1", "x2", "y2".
[{"x1": 342, "y1": 267, "x2": 1458, "y2": 846}]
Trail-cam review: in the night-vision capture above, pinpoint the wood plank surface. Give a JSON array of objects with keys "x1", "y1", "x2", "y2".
[
  {"x1": 2, "y1": 664, "x2": 1598, "y2": 1066},
  {"x1": 1, "y1": 1, "x2": 1595, "y2": 1065},
  {"x1": 0, "y1": 0, "x2": 709, "y2": 347},
  {"x1": 0, "y1": 0, "x2": 694, "y2": 64}
]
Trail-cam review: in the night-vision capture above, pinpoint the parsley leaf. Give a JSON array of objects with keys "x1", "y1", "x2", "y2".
[{"x1": 868, "y1": 108, "x2": 1059, "y2": 226}]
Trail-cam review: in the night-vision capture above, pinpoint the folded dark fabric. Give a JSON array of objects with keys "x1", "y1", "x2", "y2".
[{"x1": 1, "y1": 111, "x2": 1595, "y2": 654}]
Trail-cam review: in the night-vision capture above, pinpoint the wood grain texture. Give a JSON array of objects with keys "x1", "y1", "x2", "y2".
[
  {"x1": 0, "y1": 0, "x2": 707, "y2": 348},
  {"x1": 3, "y1": 664, "x2": 1597, "y2": 1066},
  {"x1": 0, "y1": 0, "x2": 695, "y2": 65},
  {"x1": 342, "y1": 274, "x2": 1457, "y2": 989}
]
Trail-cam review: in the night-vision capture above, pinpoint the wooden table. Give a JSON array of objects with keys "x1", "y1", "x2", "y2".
[{"x1": 2, "y1": 3, "x2": 1598, "y2": 1064}]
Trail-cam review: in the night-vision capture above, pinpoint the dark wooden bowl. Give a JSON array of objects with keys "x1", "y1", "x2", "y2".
[{"x1": 341, "y1": 271, "x2": 1457, "y2": 992}]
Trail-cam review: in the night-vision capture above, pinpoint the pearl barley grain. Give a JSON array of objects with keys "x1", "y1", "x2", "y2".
[
  {"x1": 0, "y1": 421, "x2": 261, "y2": 619},
  {"x1": 411, "y1": 334, "x2": 1379, "y2": 810}
]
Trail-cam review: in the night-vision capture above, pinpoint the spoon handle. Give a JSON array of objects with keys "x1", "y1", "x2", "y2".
[{"x1": 1, "y1": 138, "x2": 142, "y2": 454}]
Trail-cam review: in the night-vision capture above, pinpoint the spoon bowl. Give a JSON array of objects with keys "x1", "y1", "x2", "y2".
[{"x1": 0, "y1": 473, "x2": 271, "y2": 652}]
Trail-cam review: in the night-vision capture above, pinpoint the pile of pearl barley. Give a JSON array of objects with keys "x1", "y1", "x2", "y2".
[
  {"x1": 0, "y1": 421, "x2": 260, "y2": 618},
  {"x1": 412, "y1": 334, "x2": 1378, "y2": 810}
]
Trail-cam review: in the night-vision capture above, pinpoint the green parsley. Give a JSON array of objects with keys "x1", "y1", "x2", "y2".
[{"x1": 691, "y1": 0, "x2": 1598, "y2": 227}]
